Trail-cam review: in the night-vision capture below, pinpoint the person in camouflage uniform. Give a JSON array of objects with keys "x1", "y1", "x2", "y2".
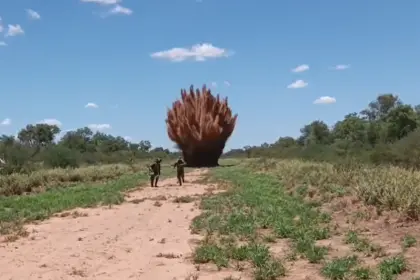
[
  {"x1": 148, "y1": 158, "x2": 162, "y2": 187},
  {"x1": 173, "y1": 156, "x2": 186, "y2": 186}
]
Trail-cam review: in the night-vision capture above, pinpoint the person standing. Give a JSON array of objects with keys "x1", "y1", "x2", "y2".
[
  {"x1": 173, "y1": 156, "x2": 186, "y2": 186},
  {"x1": 148, "y1": 158, "x2": 162, "y2": 187}
]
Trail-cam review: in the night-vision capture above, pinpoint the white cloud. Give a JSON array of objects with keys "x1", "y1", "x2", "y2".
[
  {"x1": 123, "y1": 136, "x2": 132, "y2": 141},
  {"x1": 5, "y1": 24, "x2": 24, "y2": 37},
  {"x1": 81, "y1": 0, "x2": 121, "y2": 5},
  {"x1": 1, "y1": 118, "x2": 11, "y2": 125},
  {"x1": 224, "y1": 81, "x2": 231, "y2": 87},
  {"x1": 211, "y1": 82, "x2": 217, "y2": 88},
  {"x1": 108, "y1": 5, "x2": 133, "y2": 15},
  {"x1": 291, "y1": 64, "x2": 309, "y2": 73},
  {"x1": 151, "y1": 43, "x2": 231, "y2": 62},
  {"x1": 314, "y1": 96, "x2": 336, "y2": 104},
  {"x1": 26, "y1": 9, "x2": 41, "y2": 20},
  {"x1": 88, "y1": 123, "x2": 111, "y2": 131},
  {"x1": 39, "y1": 118, "x2": 62, "y2": 126},
  {"x1": 287, "y1": 80, "x2": 308, "y2": 89},
  {"x1": 85, "y1": 102, "x2": 98, "y2": 108},
  {"x1": 332, "y1": 64, "x2": 350, "y2": 70},
  {"x1": 0, "y1": 41, "x2": 6, "y2": 46}
]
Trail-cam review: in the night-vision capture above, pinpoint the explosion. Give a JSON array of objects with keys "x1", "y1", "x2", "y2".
[{"x1": 166, "y1": 85, "x2": 238, "y2": 167}]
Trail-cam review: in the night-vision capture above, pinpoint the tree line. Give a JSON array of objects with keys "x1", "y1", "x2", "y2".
[
  {"x1": 0, "y1": 125, "x2": 179, "y2": 174},
  {"x1": 224, "y1": 94, "x2": 420, "y2": 169}
]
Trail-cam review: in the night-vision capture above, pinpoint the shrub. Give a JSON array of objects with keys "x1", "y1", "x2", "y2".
[{"x1": 43, "y1": 146, "x2": 81, "y2": 168}]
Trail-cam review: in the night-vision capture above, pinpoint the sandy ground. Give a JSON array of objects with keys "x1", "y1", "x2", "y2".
[{"x1": 0, "y1": 169, "x2": 245, "y2": 280}]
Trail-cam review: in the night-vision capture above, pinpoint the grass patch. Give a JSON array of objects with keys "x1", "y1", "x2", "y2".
[
  {"x1": 322, "y1": 256, "x2": 376, "y2": 280},
  {"x1": 378, "y1": 255, "x2": 407, "y2": 280},
  {"x1": 244, "y1": 158, "x2": 420, "y2": 219},
  {"x1": 322, "y1": 255, "x2": 359, "y2": 280},
  {"x1": 0, "y1": 163, "x2": 150, "y2": 196},
  {"x1": 0, "y1": 165, "x2": 179, "y2": 237},
  {"x1": 191, "y1": 165, "x2": 330, "y2": 279},
  {"x1": 0, "y1": 172, "x2": 152, "y2": 236},
  {"x1": 353, "y1": 267, "x2": 376, "y2": 280}
]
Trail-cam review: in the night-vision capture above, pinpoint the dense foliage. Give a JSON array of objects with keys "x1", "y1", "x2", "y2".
[
  {"x1": 224, "y1": 94, "x2": 420, "y2": 169},
  {"x1": 0, "y1": 125, "x2": 179, "y2": 174}
]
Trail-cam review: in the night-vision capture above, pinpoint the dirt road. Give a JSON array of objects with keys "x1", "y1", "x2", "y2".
[{"x1": 0, "y1": 169, "x2": 245, "y2": 280}]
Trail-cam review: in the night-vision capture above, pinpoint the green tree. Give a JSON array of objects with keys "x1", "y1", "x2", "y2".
[
  {"x1": 298, "y1": 120, "x2": 331, "y2": 146},
  {"x1": 383, "y1": 104, "x2": 418, "y2": 141},
  {"x1": 139, "y1": 140, "x2": 152, "y2": 152},
  {"x1": 59, "y1": 127, "x2": 95, "y2": 153}
]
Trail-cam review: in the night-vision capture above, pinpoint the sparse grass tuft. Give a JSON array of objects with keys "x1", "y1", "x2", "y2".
[
  {"x1": 353, "y1": 267, "x2": 375, "y2": 280},
  {"x1": 344, "y1": 230, "x2": 384, "y2": 257},
  {"x1": 402, "y1": 234, "x2": 417, "y2": 249}
]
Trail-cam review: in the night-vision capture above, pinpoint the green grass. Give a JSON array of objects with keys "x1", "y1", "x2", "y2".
[
  {"x1": 0, "y1": 166, "x2": 177, "y2": 235},
  {"x1": 191, "y1": 165, "x2": 331, "y2": 279},
  {"x1": 322, "y1": 255, "x2": 359, "y2": 280},
  {"x1": 378, "y1": 255, "x2": 407, "y2": 280},
  {"x1": 321, "y1": 255, "x2": 379, "y2": 280},
  {"x1": 195, "y1": 158, "x2": 419, "y2": 279}
]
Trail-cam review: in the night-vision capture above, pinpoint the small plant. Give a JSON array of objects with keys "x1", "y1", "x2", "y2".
[
  {"x1": 402, "y1": 234, "x2": 417, "y2": 249},
  {"x1": 193, "y1": 243, "x2": 229, "y2": 269},
  {"x1": 322, "y1": 255, "x2": 359, "y2": 280},
  {"x1": 345, "y1": 230, "x2": 384, "y2": 257},
  {"x1": 352, "y1": 267, "x2": 375, "y2": 280},
  {"x1": 378, "y1": 255, "x2": 407, "y2": 280}
]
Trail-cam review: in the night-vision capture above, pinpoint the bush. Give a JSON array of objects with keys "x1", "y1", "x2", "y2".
[
  {"x1": 0, "y1": 143, "x2": 34, "y2": 175},
  {"x1": 43, "y1": 146, "x2": 81, "y2": 168}
]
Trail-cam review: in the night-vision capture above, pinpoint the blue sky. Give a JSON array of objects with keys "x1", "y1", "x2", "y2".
[{"x1": 0, "y1": 0, "x2": 418, "y2": 150}]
